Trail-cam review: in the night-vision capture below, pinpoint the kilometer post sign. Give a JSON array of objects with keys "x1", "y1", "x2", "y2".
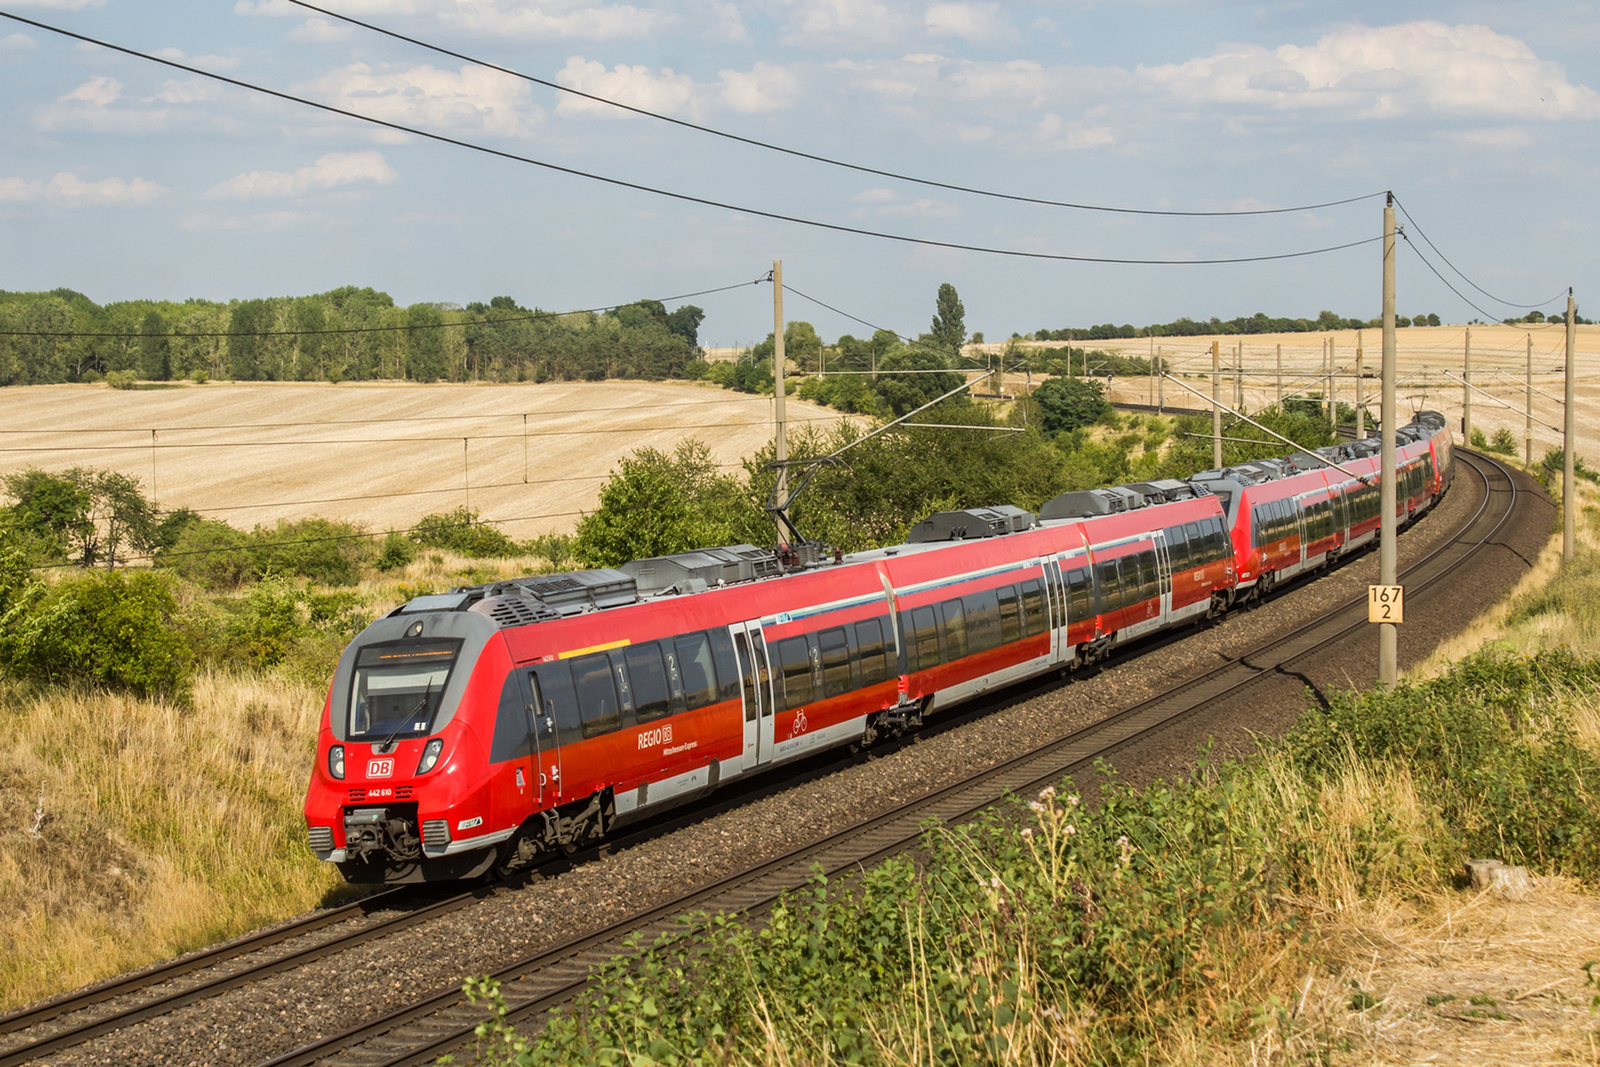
[{"x1": 1368, "y1": 584, "x2": 1404, "y2": 624}]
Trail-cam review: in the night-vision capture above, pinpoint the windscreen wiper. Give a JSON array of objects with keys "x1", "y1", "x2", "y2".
[{"x1": 375, "y1": 679, "x2": 432, "y2": 752}]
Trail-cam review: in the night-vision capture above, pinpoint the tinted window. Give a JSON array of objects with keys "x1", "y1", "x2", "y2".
[
  {"x1": 998, "y1": 585, "x2": 1021, "y2": 643},
  {"x1": 708, "y1": 629, "x2": 741, "y2": 703},
  {"x1": 941, "y1": 599, "x2": 967, "y2": 660},
  {"x1": 625, "y1": 644, "x2": 672, "y2": 723},
  {"x1": 733, "y1": 630, "x2": 758, "y2": 722},
  {"x1": 778, "y1": 636, "x2": 813, "y2": 709},
  {"x1": 674, "y1": 632, "x2": 717, "y2": 711},
  {"x1": 1020, "y1": 580, "x2": 1045, "y2": 635},
  {"x1": 819, "y1": 628, "x2": 852, "y2": 697},
  {"x1": 911, "y1": 606, "x2": 940, "y2": 670},
  {"x1": 855, "y1": 618, "x2": 888, "y2": 685},
  {"x1": 570, "y1": 653, "x2": 621, "y2": 739},
  {"x1": 1095, "y1": 558, "x2": 1121, "y2": 613},
  {"x1": 490, "y1": 672, "x2": 531, "y2": 763},
  {"x1": 1137, "y1": 550, "x2": 1158, "y2": 601},
  {"x1": 965, "y1": 588, "x2": 1001, "y2": 651},
  {"x1": 1066, "y1": 567, "x2": 1091, "y2": 621}
]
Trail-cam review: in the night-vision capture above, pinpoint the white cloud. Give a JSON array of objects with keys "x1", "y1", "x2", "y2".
[
  {"x1": 289, "y1": 17, "x2": 354, "y2": 42},
  {"x1": 63, "y1": 75, "x2": 121, "y2": 107},
  {"x1": 925, "y1": 3, "x2": 1015, "y2": 44},
  {"x1": 854, "y1": 187, "x2": 896, "y2": 202},
  {"x1": 700, "y1": 2, "x2": 749, "y2": 44},
  {"x1": 1033, "y1": 112, "x2": 1115, "y2": 151},
  {"x1": 180, "y1": 209, "x2": 329, "y2": 232},
  {"x1": 717, "y1": 62, "x2": 800, "y2": 113},
  {"x1": 554, "y1": 57, "x2": 693, "y2": 118},
  {"x1": 777, "y1": 0, "x2": 903, "y2": 47},
  {"x1": 305, "y1": 62, "x2": 543, "y2": 137},
  {"x1": 1, "y1": 33, "x2": 37, "y2": 50},
  {"x1": 7, "y1": 0, "x2": 104, "y2": 8},
  {"x1": 237, "y1": 0, "x2": 663, "y2": 41},
  {"x1": 207, "y1": 151, "x2": 398, "y2": 200},
  {"x1": 1141, "y1": 22, "x2": 1600, "y2": 120},
  {"x1": 0, "y1": 172, "x2": 166, "y2": 206},
  {"x1": 151, "y1": 78, "x2": 224, "y2": 104},
  {"x1": 849, "y1": 187, "x2": 954, "y2": 217}
]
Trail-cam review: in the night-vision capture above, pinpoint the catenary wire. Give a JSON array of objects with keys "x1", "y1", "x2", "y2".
[
  {"x1": 284, "y1": 0, "x2": 1385, "y2": 221},
  {"x1": 0, "y1": 11, "x2": 1387, "y2": 268},
  {"x1": 0, "y1": 277, "x2": 766, "y2": 340},
  {"x1": 1393, "y1": 195, "x2": 1568, "y2": 311}
]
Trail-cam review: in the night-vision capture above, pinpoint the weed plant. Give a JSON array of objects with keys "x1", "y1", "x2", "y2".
[{"x1": 454, "y1": 650, "x2": 1600, "y2": 1066}]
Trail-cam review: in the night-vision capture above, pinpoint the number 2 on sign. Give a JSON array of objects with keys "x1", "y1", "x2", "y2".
[{"x1": 1368, "y1": 585, "x2": 1404, "y2": 624}]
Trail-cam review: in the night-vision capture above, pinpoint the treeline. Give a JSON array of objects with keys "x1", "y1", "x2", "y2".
[
  {"x1": 0, "y1": 288, "x2": 706, "y2": 386},
  {"x1": 1030, "y1": 309, "x2": 1447, "y2": 341}
]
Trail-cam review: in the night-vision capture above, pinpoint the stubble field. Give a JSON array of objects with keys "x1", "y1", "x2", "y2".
[{"x1": 0, "y1": 380, "x2": 847, "y2": 542}]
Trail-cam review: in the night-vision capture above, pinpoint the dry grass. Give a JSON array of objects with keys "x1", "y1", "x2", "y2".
[{"x1": 0, "y1": 669, "x2": 345, "y2": 1011}]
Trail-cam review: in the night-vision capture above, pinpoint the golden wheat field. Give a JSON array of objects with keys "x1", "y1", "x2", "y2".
[
  {"x1": 1086, "y1": 323, "x2": 1600, "y2": 464},
  {"x1": 0, "y1": 380, "x2": 847, "y2": 541}
]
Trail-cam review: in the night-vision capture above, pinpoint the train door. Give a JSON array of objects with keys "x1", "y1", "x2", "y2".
[
  {"x1": 1044, "y1": 558, "x2": 1067, "y2": 663},
  {"x1": 1153, "y1": 533, "x2": 1173, "y2": 620},
  {"x1": 730, "y1": 621, "x2": 777, "y2": 770},
  {"x1": 525, "y1": 662, "x2": 570, "y2": 804},
  {"x1": 488, "y1": 671, "x2": 542, "y2": 831}
]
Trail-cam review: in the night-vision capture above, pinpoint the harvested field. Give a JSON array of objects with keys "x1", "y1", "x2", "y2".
[{"x1": 0, "y1": 381, "x2": 847, "y2": 539}]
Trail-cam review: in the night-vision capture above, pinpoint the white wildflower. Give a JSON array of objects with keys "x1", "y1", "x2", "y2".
[
  {"x1": 1064, "y1": 823, "x2": 1076, "y2": 837},
  {"x1": 1038, "y1": 786, "x2": 1056, "y2": 802},
  {"x1": 1067, "y1": 793, "x2": 1080, "y2": 808},
  {"x1": 1027, "y1": 800, "x2": 1045, "y2": 813}
]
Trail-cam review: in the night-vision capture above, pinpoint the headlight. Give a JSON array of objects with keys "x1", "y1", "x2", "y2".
[
  {"x1": 328, "y1": 744, "x2": 345, "y2": 780},
  {"x1": 416, "y1": 738, "x2": 445, "y2": 775}
]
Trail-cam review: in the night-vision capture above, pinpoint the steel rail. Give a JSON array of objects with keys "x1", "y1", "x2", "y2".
[{"x1": 264, "y1": 452, "x2": 1517, "y2": 1067}]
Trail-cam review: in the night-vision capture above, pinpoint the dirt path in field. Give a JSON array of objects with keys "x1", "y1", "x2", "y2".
[{"x1": 0, "y1": 380, "x2": 847, "y2": 539}]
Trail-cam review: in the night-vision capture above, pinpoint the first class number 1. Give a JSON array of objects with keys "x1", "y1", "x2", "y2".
[{"x1": 1368, "y1": 584, "x2": 1404, "y2": 624}]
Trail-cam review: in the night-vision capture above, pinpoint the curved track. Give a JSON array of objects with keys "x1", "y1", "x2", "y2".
[
  {"x1": 0, "y1": 452, "x2": 1521, "y2": 1066},
  {"x1": 256, "y1": 451, "x2": 1520, "y2": 1067}
]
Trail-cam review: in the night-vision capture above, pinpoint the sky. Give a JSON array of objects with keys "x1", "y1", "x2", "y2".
[{"x1": 0, "y1": 1, "x2": 1596, "y2": 346}]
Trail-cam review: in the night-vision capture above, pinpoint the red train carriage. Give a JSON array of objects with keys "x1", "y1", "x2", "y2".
[{"x1": 304, "y1": 412, "x2": 1453, "y2": 883}]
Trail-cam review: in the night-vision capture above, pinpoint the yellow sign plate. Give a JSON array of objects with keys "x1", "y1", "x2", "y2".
[{"x1": 1368, "y1": 584, "x2": 1404, "y2": 624}]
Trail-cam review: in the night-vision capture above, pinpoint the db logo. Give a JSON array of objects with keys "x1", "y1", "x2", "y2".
[{"x1": 367, "y1": 758, "x2": 395, "y2": 778}]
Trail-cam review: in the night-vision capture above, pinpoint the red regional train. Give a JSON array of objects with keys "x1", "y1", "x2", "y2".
[{"x1": 304, "y1": 411, "x2": 1452, "y2": 883}]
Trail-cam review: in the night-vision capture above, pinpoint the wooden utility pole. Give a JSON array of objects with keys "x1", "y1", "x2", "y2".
[
  {"x1": 1464, "y1": 327, "x2": 1472, "y2": 444},
  {"x1": 1234, "y1": 341, "x2": 1243, "y2": 412},
  {"x1": 1212, "y1": 340, "x2": 1222, "y2": 468},
  {"x1": 1565, "y1": 289, "x2": 1576, "y2": 561},
  {"x1": 1156, "y1": 347, "x2": 1164, "y2": 412},
  {"x1": 1149, "y1": 336, "x2": 1155, "y2": 405},
  {"x1": 772, "y1": 260, "x2": 788, "y2": 544},
  {"x1": 1379, "y1": 194, "x2": 1398, "y2": 687},
  {"x1": 1328, "y1": 336, "x2": 1337, "y2": 431},
  {"x1": 1526, "y1": 333, "x2": 1534, "y2": 465},
  {"x1": 1275, "y1": 343, "x2": 1283, "y2": 407}
]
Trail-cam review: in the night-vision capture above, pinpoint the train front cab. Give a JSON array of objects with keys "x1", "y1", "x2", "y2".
[{"x1": 305, "y1": 608, "x2": 525, "y2": 883}]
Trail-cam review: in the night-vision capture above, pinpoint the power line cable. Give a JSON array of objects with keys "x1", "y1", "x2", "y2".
[
  {"x1": 285, "y1": 0, "x2": 1385, "y2": 221},
  {"x1": 0, "y1": 10, "x2": 1386, "y2": 268},
  {"x1": 0, "y1": 277, "x2": 765, "y2": 339},
  {"x1": 1392, "y1": 196, "x2": 1567, "y2": 311}
]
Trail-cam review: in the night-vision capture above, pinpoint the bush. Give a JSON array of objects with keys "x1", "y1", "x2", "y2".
[
  {"x1": 1471, "y1": 426, "x2": 1488, "y2": 448},
  {"x1": 374, "y1": 530, "x2": 416, "y2": 572},
  {"x1": 1033, "y1": 376, "x2": 1111, "y2": 434},
  {"x1": 220, "y1": 576, "x2": 370, "y2": 676},
  {"x1": 105, "y1": 370, "x2": 138, "y2": 390},
  {"x1": 1489, "y1": 427, "x2": 1518, "y2": 455},
  {"x1": 250, "y1": 516, "x2": 373, "y2": 585},
  {"x1": 157, "y1": 518, "x2": 255, "y2": 590},
  {"x1": 0, "y1": 558, "x2": 191, "y2": 699},
  {"x1": 411, "y1": 507, "x2": 521, "y2": 558}
]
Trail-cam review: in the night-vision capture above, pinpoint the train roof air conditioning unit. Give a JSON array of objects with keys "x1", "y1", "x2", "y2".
[
  {"x1": 905, "y1": 505, "x2": 1036, "y2": 543},
  {"x1": 1038, "y1": 487, "x2": 1144, "y2": 521},
  {"x1": 621, "y1": 544, "x2": 781, "y2": 594}
]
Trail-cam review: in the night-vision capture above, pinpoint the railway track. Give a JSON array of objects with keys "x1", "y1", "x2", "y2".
[
  {"x1": 0, "y1": 451, "x2": 1517, "y2": 1067},
  {"x1": 251, "y1": 451, "x2": 1518, "y2": 1067}
]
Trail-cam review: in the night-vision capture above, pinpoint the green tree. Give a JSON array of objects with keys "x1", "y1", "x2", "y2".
[
  {"x1": 405, "y1": 304, "x2": 447, "y2": 382},
  {"x1": 873, "y1": 346, "x2": 965, "y2": 416},
  {"x1": 1033, "y1": 377, "x2": 1112, "y2": 435},
  {"x1": 666, "y1": 305, "x2": 705, "y2": 348},
  {"x1": 227, "y1": 300, "x2": 271, "y2": 380},
  {"x1": 138, "y1": 309, "x2": 170, "y2": 380},
  {"x1": 929, "y1": 282, "x2": 966, "y2": 359},
  {"x1": 2, "y1": 468, "x2": 90, "y2": 563},
  {"x1": 573, "y1": 441, "x2": 756, "y2": 567}
]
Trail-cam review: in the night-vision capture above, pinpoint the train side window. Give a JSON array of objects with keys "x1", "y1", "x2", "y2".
[
  {"x1": 777, "y1": 636, "x2": 812, "y2": 709},
  {"x1": 1138, "y1": 550, "x2": 1159, "y2": 601},
  {"x1": 707, "y1": 629, "x2": 741, "y2": 703},
  {"x1": 530, "y1": 662, "x2": 575, "y2": 741},
  {"x1": 1209, "y1": 518, "x2": 1230, "y2": 561},
  {"x1": 941, "y1": 599, "x2": 967, "y2": 660},
  {"x1": 624, "y1": 644, "x2": 672, "y2": 723},
  {"x1": 855, "y1": 618, "x2": 887, "y2": 685},
  {"x1": 998, "y1": 585, "x2": 1021, "y2": 643},
  {"x1": 819, "y1": 628, "x2": 852, "y2": 697},
  {"x1": 964, "y1": 588, "x2": 1001, "y2": 651},
  {"x1": 1020, "y1": 579, "x2": 1046, "y2": 635},
  {"x1": 1063, "y1": 568, "x2": 1089, "y2": 623},
  {"x1": 674, "y1": 632, "x2": 717, "y2": 711},
  {"x1": 1094, "y1": 558, "x2": 1120, "y2": 613},
  {"x1": 909, "y1": 606, "x2": 940, "y2": 670},
  {"x1": 1183, "y1": 522, "x2": 1203, "y2": 564},
  {"x1": 570, "y1": 653, "x2": 622, "y2": 739},
  {"x1": 490, "y1": 672, "x2": 532, "y2": 762},
  {"x1": 1170, "y1": 526, "x2": 1193, "y2": 571}
]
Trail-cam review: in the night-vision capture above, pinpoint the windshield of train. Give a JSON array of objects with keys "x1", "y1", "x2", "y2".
[{"x1": 348, "y1": 640, "x2": 463, "y2": 742}]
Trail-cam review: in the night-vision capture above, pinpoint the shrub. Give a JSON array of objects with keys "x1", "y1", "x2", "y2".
[
  {"x1": 1033, "y1": 376, "x2": 1111, "y2": 434},
  {"x1": 1489, "y1": 427, "x2": 1519, "y2": 455},
  {"x1": 410, "y1": 507, "x2": 521, "y2": 558},
  {"x1": 220, "y1": 576, "x2": 370, "y2": 676},
  {"x1": 157, "y1": 518, "x2": 256, "y2": 589},
  {"x1": 105, "y1": 370, "x2": 138, "y2": 390},
  {"x1": 250, "y1": 516, "x2": 373, "y2": 586},
  {"x1": 374, "y1": 530, "x2": 416, "y2": 572},
  {"x1": 0, "y1": 561, "x2": 191, "y2": 699},
  {"x1": 1470, "y1": 426, "x2": 1488, "y2": 448}
]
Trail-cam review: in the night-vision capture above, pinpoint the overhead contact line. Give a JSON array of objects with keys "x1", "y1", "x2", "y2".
[{"x1": 0, "y1": 10, "x2": 1385, "y2": 267}]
